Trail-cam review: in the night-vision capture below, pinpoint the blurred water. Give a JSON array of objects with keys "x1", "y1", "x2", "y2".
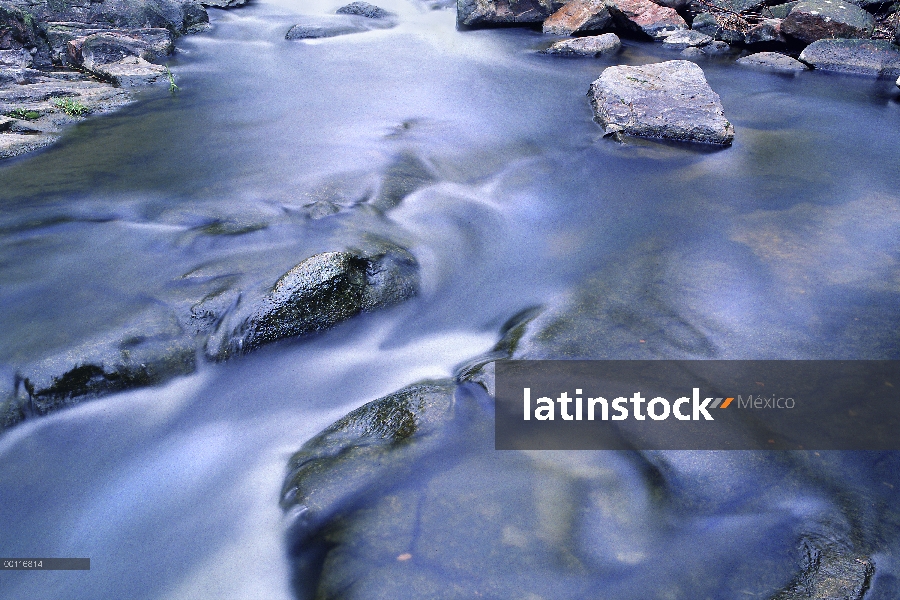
[{"x1": 0, "y1": 0, "x2": 899, "y2": 597}]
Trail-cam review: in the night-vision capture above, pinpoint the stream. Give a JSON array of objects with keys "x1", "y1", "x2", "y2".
[{"x1": 1, "y1": 0, "x2": 899, "y2": 597}]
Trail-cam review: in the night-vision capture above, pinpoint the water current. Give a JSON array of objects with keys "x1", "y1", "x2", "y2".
[{"x1": 0, "y1": 0, "x2": 899, "y2": 597}]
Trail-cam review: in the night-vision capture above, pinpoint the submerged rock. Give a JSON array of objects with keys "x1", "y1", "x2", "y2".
[
  {"x1": 542, "y1": 0, "x2": 612, "y2": 35},
  {"x1": 201, "y1": 0, "x2": 250, "y2": 7},
  {"x1": 457, "y1": 0, "x2": 554, "y2": 27},
  {"x1": 799, "y1": 38, "x2": 900, "y2": 77},
  {"x1": 772, "y1": 538, "x2": 873, "y2": 600},
  {"x1": 606, "y1": 0, "x2": 688, "y2": 39},
  {"x1": 285, "y1": 16, "x2": 378, "y2": 39},
  {"x1": 588, "y1": 60, "x2": 734, "y2": 145},
  {"x1": 4, "y1": 309, "x2": 195, "y2": 429},
  {"x1": 781, "y1": 0, "x2": 875, "y2": 43},
  {"x1": 208, "y1": 247, "x2": 419, "y2": 360},
  {"x1": 541, "y1": 32, "x2": 622, "y2": 56},
  {"x1": 737, "y1": 51, "x2": 809, "y2": 71}
]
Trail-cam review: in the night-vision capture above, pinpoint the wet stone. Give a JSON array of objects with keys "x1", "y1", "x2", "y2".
[
  {"x1": 208, "y1": 247, "x2": 419, "y2": 360},
  {"x1": 588, "y1": 60, "x2": 734, "y2": 145},
  {"x1": 737, "y1": 51, "x2": 809, "y2": 71},
  {"x1": 661, "y1": 29, "x2": 713, "y2": 49},
  {"x1": 541, "y1": 33, "x2": 622, "y2": 56},
  {"x1": 457, "y1": 0, "x2": 555, "y2": 27},
  {"x1": 336, "y1": 1, "x2": 393, "y2": 18},
  {"x1": 798, "y1": 38, "x2": 900, "y2": 78}
]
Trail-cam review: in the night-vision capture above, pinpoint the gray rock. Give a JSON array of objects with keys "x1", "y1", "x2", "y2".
[
  {"x1": 285, "y1": 15, "x2": 389, "y2": 39},
  {"x1": 588, "y1": 60, "x2": 734, "y2": 145},
  {"x1": 781, "y1": 0, "x2": 875, "y2": 43},
  {"x1": 4, "y1": 0, "x2": 209, "y2": 36},
  {"x1": 7, "y1": 309, "x2": 196, "y2": 428},
  {"x1": 0, "y1": 1, "x2": 43, "y2": 51},
  {"x1": 744, "y1": 18, "x2": 787, "y2": 45},
  {"x1": 766, "y1": 0, "x2": 797, "y2": 17},
  {"x1": 457, "y1": 0, "x2": 554, "y2": 27},
  {"x1": 690, "y1": 12, "x2": 745, "y2": 44},
  {"x1": 606, "y1": 0, "x2": 688, "y2": 39},
  {"x1": 208, "y1": 247, "x2": 418, "y2": 360},
  {"x1": 772, "y1": 538, "x2": 873, "y2": 600},
  {"x1": 649, "y1": 0, "x2": 691, "y2": 11},
  {"x1": 737, "y1": 51, "x2": 809, "y2": 71},
  {"x1": 66, "y1": 30, "x2": 173, "y2": 67},
  {"x1": 661, "y1": 29, "x2": 712, "y2": 48},
  {"x1": 371, "y1": 151, "x2": 438, "y2": 210},
  {"x1": 799, "y1": 38, "x2": 900, "y2": 77},
  {"x1": 201, "y1": 0, "x2": 250, "y2": 7},
  {"x1": 542, "y1": 0, "x2": 613, "y2": 35},
  {"x1": 689, "y1": 0, "x2": 764, "y2": 12},
  {"x1": 336, "y1": 1, "x2": 393, "y2": 18},
  {"x1": 541, "y1": 32, "x2": 622, "y2": 56},
  {"x1": 86, "y1": 56, "x2": 168, "y2": 86}
]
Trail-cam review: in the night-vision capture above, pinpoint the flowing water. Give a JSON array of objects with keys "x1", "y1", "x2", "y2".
[{"x1": 0, "y1": 0, "x2": 899, "y2": 597}]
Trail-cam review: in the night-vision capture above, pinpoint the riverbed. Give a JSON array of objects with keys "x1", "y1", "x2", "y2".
[{"x1": 1, "y1": 0, "x2": 899, "y2": 597}]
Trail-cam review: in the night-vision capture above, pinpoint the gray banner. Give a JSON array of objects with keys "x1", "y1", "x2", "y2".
[{"x1": 495, "y1": 361, "x2": 900, "y2": 450}]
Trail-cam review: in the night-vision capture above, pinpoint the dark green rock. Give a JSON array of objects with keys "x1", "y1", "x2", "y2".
[{"x1": 208, "y1": 247, "x2": 419, "y2": 360}]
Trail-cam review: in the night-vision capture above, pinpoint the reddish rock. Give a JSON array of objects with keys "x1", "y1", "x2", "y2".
[
  {"x1": 781, "y1": 0, "x2": 874, "y2": 44},
  {"x1": 607, "y1": 0, "x2": 687, "y2": 39},
  {"x1": 542, "y1": 0, "x2": 612, "y2": 35}
]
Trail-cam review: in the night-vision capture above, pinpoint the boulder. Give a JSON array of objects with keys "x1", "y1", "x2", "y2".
[
  {"x1": 736, "y1": 51, "x2": 809, "y2": 71},
  {"x1": 457, "y1": 0, "x2": 554, "y2": 27},
  {"x1": 5, "y1": 0, "x2": 209, "y2": 36},
  {"x1": 542, "y1": 0, "x2": 612, "y2": 35},
  {"x1": 285, "y1": 15, "x2": 390, "y2": 39},
  {"x1": 541, "y1": 32, "x2": 621, "y2": 55},
  {"x1": 661, "y1": 29, "x2": 712, "y2": 48},
  {"x1": 781, "y1": 0, "x2": 874, "y2": 43},
  {"x1": 8, "y1": 309, "x2": 196, "y2": 427},
  {"x1": 588, "y1": 60, "x2": 734, "y2": 145},
  {"x1": 680, "y1": 39, "x2": 730, "y2": 56},
  {"x1": 208, "y1": 247, "x2": 419, "y2": 360},
  {"x1": 766, "y1": 0, "x2": 797, "y2": 17},
  {"x1": 336, "y1": 1, "x2": 393, "y2": 18},
  {"x1": 772, "y1": 539, "x2": 873, "y2": 600},
  {"x1": 606, "y1": 0, "x2": 687, "y2": 39},
  {"x1": 66, "y1": 30, "x2": 173, "y2": 66},
  {"x1": 799, "y1": 38, "x2": 900, "y2": 77},
  {"x1": 690, "y1": 12, "x2": 745, "y2": 44},
  {"x1": 86, "y1": 55, "x2": 168, "y2": 86},
  {"x1": 0, "y1": 1, "x2": 42, "y2": 50},
  {"x1": 744, "y1": 18, "x2": 787, "y2": 45}
]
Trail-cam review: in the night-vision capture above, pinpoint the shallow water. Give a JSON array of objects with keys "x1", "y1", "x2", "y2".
[{"x1": 0, "y1": 0, "x2": 899, "y2": 597}]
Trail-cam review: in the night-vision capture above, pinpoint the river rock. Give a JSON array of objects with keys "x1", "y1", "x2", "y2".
[
  {"x1": 744, "y1": 18, "x2": 787, "y2": 45},
  {"x1": 766, "y1": 0, "x2": 797, "y2": 16},
  {"x1": 606, "y1": 0, "x2": 687, "y2": 39},
  {"x1": 799, "y1": 38, "x2": 900, "y2": 77},
  {"x1": 66, "y1": 30, "x2": 173, "y2": 66},
  {"x1": 208, "y1": 247, "x2": 419, "y2": 360},
  {"x1": 88, "y1": 55, "x2": 168, "y2": 86},
  {"x1": 781, "y1": 0, "x2": 874, "y2": 43},
  {"x1": 336, "y1": 1, "x2": 393, "y2": 18},
  {"x1": 542, "y1": 0, "x2": 612, "y2": 35},
  {"x1": 457, "y1": 0, "x2": 554, "y2": 27},
  {"x1": 201, "y1": 0, "x2": 249, "y2": 7},
  {"x1": 661, "y1": 29, "x2": 712, "y2": 49},
  {"x1": 5, "y1": 0, "x2": 209, "y2": 36},
  {"x1": 541, "y1": 32, "x2": 621, "y2": 56},
  {"x1": 690, "y1": 12, "x2": 745, "y2": 44},
  {"x1": 0, "y1": 1, "x2": 42, "y2": 50},
  {"x1": 6, "y1": 309, "x2": 195, "y2": 427},
  {"x1": 772, "y1": 538, "x2": 873, "y2": 600},
  {"x1": 285, "y1": 15, "x2": 390, "y2": 39},
  {"x1": 737, "y1": 51, "x2": 809, "y2": 70},
  {"x1": 588, "y1": 60, "x2": 734, "y2": 145}
]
